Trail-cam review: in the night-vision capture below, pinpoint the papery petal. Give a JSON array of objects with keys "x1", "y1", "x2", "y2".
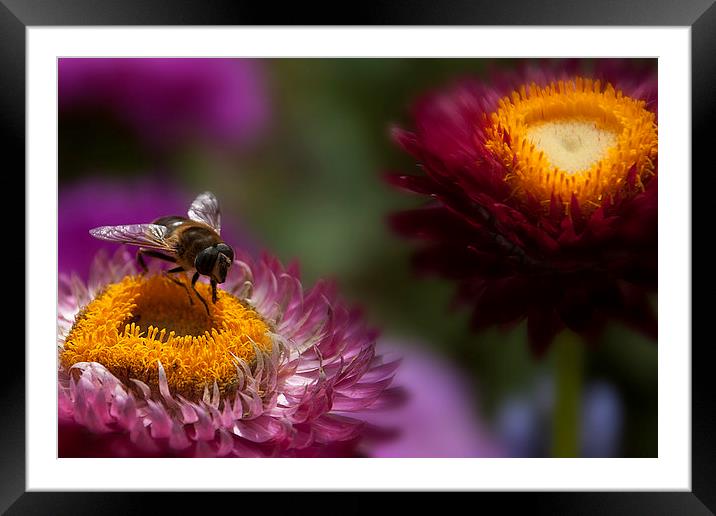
[{"x1": 58, "y1": 249, "x2": 399, "y2": 457}]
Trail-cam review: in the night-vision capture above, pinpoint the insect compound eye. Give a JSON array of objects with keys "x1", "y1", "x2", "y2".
[
  {"x1": 195, "y1": 248, "x2": 218, "y2": 275},
  {"x1": 216, "y1": 243, "x2": 234, "y2": 263}
]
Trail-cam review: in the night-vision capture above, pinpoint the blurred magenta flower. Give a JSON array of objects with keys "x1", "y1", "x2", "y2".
[
  {"x1": 59, "y1": 58, "x2": 269, "y2": 149},
  {"x1": 58, "y1": 249, "x2": 399, "y2": 457},
  {"x1": 359, "y1": 343, "x2": 504, "y2": 457},
  {"x1": 388, "y1": 60, "x2": 657, "y2": 355},
  {"x1": 58, "y1": 177, "x2": 254, "y2": 278}
]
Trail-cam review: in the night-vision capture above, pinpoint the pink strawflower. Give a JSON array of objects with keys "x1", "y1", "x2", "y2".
[{"x1": 58, "y1": 249, "x2": 399, "y2": 457}]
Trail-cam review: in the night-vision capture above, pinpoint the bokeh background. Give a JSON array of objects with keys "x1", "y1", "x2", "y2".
[{"x1": 58, "y1": 58, "x2": 657, "y2": 457}]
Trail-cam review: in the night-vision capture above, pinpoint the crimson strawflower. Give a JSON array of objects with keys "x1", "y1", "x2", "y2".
[{"x1": 388, "y1": 61, "x2": 657, "y2": 355}]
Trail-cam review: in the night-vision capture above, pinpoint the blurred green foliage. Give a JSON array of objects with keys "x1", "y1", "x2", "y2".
[{"x1": 59, "y1": 58, "x2": 657, "y2": 457}]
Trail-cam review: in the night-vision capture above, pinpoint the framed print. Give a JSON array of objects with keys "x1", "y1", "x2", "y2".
[{"x1": 5, "y1": 0, "x2": 711, "y2": 513}]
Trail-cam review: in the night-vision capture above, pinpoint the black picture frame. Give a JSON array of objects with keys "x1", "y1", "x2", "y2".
[{"x1": 5, "y1": 0, "x2": 710, "y2": 513}]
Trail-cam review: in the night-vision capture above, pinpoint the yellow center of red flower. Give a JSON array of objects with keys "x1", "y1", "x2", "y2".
[
  {"x1": 484, "y1": 77, "x2": 657, "y2": 213},
  {"x1": 61, "y1": 274, "x2": 272, "y2": 398}
]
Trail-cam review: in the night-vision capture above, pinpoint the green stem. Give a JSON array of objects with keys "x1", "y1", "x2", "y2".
[{"x1": 551, "y1": 330, "x2": 584, "y2": 458}]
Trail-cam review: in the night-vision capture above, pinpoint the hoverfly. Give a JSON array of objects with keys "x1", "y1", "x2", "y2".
[{"x1": 89, "y1": 191, "x2": 234, "y2": 314}]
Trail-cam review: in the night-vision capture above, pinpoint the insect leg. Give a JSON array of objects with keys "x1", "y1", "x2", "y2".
[
  {"x1": 163, "y1": 266, "x2": 194, "y2": 306},
  {"x1": 191, "y1": 272, "x2": 210, "y2": 316},
  {"x1": 136, "y1": 249, "x2": 149, "y2": 273},
  {"x1": 210, "y1": 279, "x2": 218, "y2": 303},
  {"x1": 137, "y1": 248, "x2": 176, "y2": 273}
]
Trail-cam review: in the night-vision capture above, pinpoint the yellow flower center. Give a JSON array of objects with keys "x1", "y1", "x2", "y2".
[
  {"x1": 484, "y1": 77, "x2": 657, "y2": 212},
  {"x1": 61, "y1": 274, "x2": 272, "y2": 398}
]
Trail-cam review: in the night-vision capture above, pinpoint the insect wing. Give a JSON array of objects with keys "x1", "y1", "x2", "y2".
[
  {"x1": 89, "y1": 223, "x2": 171, "y2": 251},
  {"x1": 187, "y1": 191, "x2": 221, "y2": 233}
]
